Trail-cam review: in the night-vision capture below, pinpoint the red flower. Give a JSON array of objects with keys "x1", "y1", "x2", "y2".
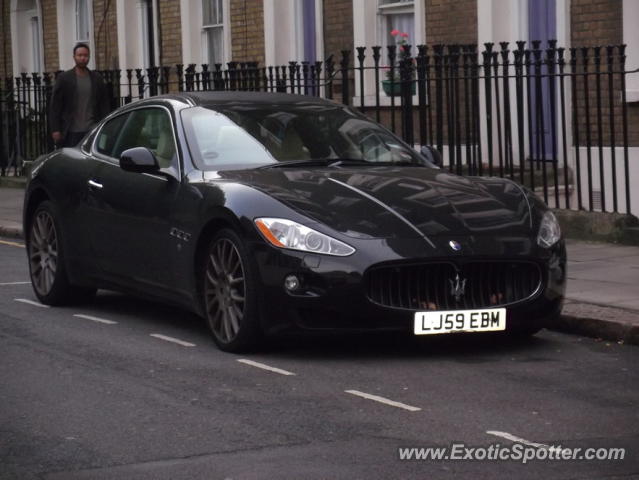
[
  {"x1": 400, "y1": 32, "x2": 409, "y2": 38},
  {"x1": 390, "y1": 29, "x2": 400, "y2": 36}
]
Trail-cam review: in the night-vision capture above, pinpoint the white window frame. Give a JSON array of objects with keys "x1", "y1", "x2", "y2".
[
  {"x1": 56, "y1": 0, "x2": 95, "y2": 70},
  {"x1": 75, "y1": 0, "x2": 91, "y2": 44},
  {"x1": 136, "y1": 0, "x2": 160, "y2": 69},
  {"x1": 114, "y1": 0, "x2": 159, "y2": 102},
  {"x1": 264, "y1": 0, "x2": 324, "y2": 66},
  {"x1": 10, "y1": 0, "x2": 45, "y2": 74},
  {"x1": 377, "y1": 0, "x2": 416, "y2": 54},
  {"x1": 202, "y1": 0, "x2": 225, "y2": 66},
  {"x1": 622, "y1": 0, "x2": 639, "y2": 102},
  {"x1": 138, "y1": 0, "x2": 151, "y2": 68},
  {"x1": 30, "y1": 15, "x2": 43, "y2": 72},
  {"x1": 180, "y1": 0, "x2": 230, "y2": 68},
  {"x1": 116, "y1": 0, "x2": 138, "y2": 71},
  {"x1": 352, "y1": 0, "x2": 424, "y2": 105}
]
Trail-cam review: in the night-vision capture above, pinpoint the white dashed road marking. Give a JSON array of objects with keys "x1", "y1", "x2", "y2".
[
  {"x1": 0, "y1": 240, "x2": 25, "y2": 248},
  {"x1": 237, "y1": 359, "x2": 296, "y2": 376},
  {"x1": 150, "y1": 333, "x2": 196, "y2": 347},
  {"x1": 0, "y1": 282, "x2": 30, "y2": 286},
  {"x1": 73, "y1": 314, "x2": 118, "y2": 325},
  {"x1": 486, "y1": 431, "x2": 561, "y2": 451},
  {"x1": 14, "y1": 298, "x2": 49, "y2": 308},
  {"x1": 345, "y1": 390, "x2": 421, "y2": 412}
]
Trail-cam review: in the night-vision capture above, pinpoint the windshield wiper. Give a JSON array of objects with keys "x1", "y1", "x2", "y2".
[
  {"x1": 257, "y1": 158, "x2": 422, "y2": 169},
  {"x1": 326, "y1": 159, "x2": 373, "y2": 167},
  {"x1": 379, "y1": 160, "x2": 425, "y2": 167},
  {"x1": 258, "y1": 159, "x2": 373, "y2": 169},
  {"x1": 257, "y1": 160, "x2": 333, "y2": 169}
]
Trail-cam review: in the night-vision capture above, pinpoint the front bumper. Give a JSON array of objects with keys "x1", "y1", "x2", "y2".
[{"x1": 250, "y1": 237, "x2": 567, "y2": 336}]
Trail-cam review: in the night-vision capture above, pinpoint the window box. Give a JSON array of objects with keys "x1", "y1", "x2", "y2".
[{"x1": 381, "y1": 79, "x2": 416, "y2": 96}]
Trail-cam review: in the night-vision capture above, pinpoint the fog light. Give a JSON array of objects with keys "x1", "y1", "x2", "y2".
[{"x1": 284, "y1": 275, "x2": 301, "y2": 292}]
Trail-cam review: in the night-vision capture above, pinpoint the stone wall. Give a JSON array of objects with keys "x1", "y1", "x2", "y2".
[
  {"x1": 323, "y1": 0, "x2": 353, "y2": 59},
  {"x1": 42, "y1": 0, "x2": 59, "y2": 72},
  {"x1": 158, "y1": 0, "x2": 182, "y2": 67},
  {"x1": 1, "y1": 0, "x2": 12, "y2": 78},
  {"x1": 230, "y1": 0, "x2": 265, "y2": 64},
  {"x1": 92, "y1": 0, "x2": 118, "y2": 70},
  {"x1": 571, "y1": 0, "x2": 637, "y2": 146},
  {"x1": 425, "y1": 0, "x2": 477, "y2": 45}
]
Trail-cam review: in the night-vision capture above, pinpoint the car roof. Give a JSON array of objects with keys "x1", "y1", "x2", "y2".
[{"x1": 166, "y1": 91, "x2": 339, "y2": 108}]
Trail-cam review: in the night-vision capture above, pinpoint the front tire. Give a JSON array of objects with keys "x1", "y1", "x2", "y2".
[
  {"x1": 203, "y1": 229, "x2": 262, "y2": 352},
  {"x1": 27, "y1": 201, "x2": 95, "y2": 305}
]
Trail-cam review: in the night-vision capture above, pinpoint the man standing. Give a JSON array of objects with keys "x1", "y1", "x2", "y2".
[{"x1": 49, "y1": 43, "x2": 110, "y2": 148}]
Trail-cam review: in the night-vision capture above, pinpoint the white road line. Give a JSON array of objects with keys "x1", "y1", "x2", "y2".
[
  {"x1": 486, "y1": 431, "x2": 558, "y2": 450},
  {"x1": 345, "y1": 390, "x2": 421, "y2": 412},
  {"x1": 0, "y1": 281, "x2": 31, "y2": 286},
  {"x1": 237, "y1": 359, "x2": 296, "y2": 376},
  {"x1": 73, "y1": 314, "x2": 118, "y2": 325},
  {"x1": 149, "y1": 333, "x2": 196, "y2": 347},
  {"x1": 0, "y1": 240, "x2": 25, "y2": 248},
  {"x1": 14, "y1": 298, "x2": 49, "y2": 308}
]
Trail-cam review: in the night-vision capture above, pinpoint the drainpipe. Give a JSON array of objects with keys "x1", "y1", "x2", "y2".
[{"x1": 146, "y1": 0, "x2": 155, "y2": 68}]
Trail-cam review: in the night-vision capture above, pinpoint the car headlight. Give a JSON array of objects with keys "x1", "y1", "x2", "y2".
[
  {"x1": 537, "y1": 211, "x2": 561, "y2": 248},
  {"x1": 254, "y1": 218, "x2": 355, "y2": 256}
]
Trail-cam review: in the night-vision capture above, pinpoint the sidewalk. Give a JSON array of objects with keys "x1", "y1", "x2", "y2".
[
  {"x1": 0, "y1": 187, "x2": 24, "y2": 238},
  {"x1": 1, "y1": 185, "x2": 638, "y2": 345}
]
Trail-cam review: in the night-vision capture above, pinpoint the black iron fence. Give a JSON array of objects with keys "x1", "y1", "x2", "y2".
[{"x1": 1, "y1": 41, "x2": 636, "y2": 214}]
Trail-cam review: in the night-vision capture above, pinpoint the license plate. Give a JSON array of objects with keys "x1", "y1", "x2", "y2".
[{"x1": 414, "y1": 308, "x2": 506, "y2": 335}]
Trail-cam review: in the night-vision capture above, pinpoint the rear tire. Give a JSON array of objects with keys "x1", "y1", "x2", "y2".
[
  {"x1": 202, "y1": 229, "x2": 262, "y2": 352},
  {"x1": 27, "y1": 201, "x2": 96, "y2": 305}
]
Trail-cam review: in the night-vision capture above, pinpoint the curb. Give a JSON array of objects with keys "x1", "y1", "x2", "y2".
[
  {"x1": 0, "y1": 178, "x2": 27, "y2": 189},
  {"x1": 551, "y1": 302, "x2": 639, "y2": 346},
  {"x1": 554, "y1": 209, "x2": 639, "y2": 246}
]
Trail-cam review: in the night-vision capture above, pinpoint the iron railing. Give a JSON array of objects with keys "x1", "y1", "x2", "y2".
[{"x1": 0, "y1": 41, "x2": 635, "y2": 214}]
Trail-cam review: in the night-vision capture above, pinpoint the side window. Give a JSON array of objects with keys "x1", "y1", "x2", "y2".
[
  {"x1": 112, "y1": 108, "x2": 177, "y2": 169},
  {"x1": 96, "y1": 113, "x2": 129, "y2": 157}
]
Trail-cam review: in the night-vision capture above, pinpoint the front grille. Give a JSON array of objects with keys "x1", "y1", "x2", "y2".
[{"x1": 366, "y1": 261, "x2": 543, "y2": 310}]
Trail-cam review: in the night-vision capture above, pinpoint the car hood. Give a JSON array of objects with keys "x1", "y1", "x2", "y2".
[{"x1": 208, "y1": 166, "x2": 532, "y2": 240}]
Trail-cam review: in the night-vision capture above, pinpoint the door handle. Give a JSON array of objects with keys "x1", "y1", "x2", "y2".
[{"x1": 88, "y1": 179, "x2": 103, "y2": 189}]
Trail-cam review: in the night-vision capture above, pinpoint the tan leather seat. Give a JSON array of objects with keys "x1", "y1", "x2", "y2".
[
  {"x1": 154, "y1": 129, "x2": 175, "y2": 168},
  {"x1": 279, "y1": 125, "x2": 309, "y2": 161}
]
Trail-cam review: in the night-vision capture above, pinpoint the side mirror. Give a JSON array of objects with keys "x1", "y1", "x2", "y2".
[
  {"x1": 120, "y1": 147, "x2": 160, "y2": 173},
  {"x1": 420, "y1": 145, "x2": 442, "y2": 166}
]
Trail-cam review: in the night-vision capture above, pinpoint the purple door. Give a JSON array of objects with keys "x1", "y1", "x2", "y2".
[
  {"x1": 302, "y1": 0, "x2": 316, "y2": 63},
  {"x1": 529, "y1": 0, "x2": 556, "y2": 161}
]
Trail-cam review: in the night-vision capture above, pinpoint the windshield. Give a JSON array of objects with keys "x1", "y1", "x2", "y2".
[{"x1": 181, "y1": 102, "x2": 428, "y2": 170}]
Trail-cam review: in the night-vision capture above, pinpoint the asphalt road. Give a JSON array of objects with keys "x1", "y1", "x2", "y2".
[{"x1": 1, "y1": 238, "x2": 638, "y2": 480}]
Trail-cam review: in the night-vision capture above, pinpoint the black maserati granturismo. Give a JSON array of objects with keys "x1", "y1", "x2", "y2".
[{"x1": 24, "y1": 92, "x2": 566, "y2": 351}]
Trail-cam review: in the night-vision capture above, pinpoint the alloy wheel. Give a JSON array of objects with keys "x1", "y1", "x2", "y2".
[
  {"x1": 29, "y1": 210, "x2": 59, "y2": 296},
  {"x1": 204, "y1": 237, "x2": 246, "y2": 343}
]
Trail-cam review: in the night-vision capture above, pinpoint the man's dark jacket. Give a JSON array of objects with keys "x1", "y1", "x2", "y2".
[{"x1": 48, "y1": 68, "x2": 111, "y2": 137}]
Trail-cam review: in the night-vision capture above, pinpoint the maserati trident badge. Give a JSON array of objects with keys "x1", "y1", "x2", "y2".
[
  {"x1": 449, "y1": 240, "x2": 462, "y2": 251},
  {"x1": 449, "y1": 274, "x2": 467, "y2": 302}
]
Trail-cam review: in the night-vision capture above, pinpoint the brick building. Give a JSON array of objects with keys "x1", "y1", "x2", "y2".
[
  {"x1": 2, "y1": 0, "x2": 637, "y2": 139},
  {"x1": 2, "y1": 1, "x2": 636, "y2": 96}
]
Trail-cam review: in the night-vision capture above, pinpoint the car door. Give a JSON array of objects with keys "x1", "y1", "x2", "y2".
[{"x1": 87, "y1": 105, "x2": 181, "y2": 292}]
